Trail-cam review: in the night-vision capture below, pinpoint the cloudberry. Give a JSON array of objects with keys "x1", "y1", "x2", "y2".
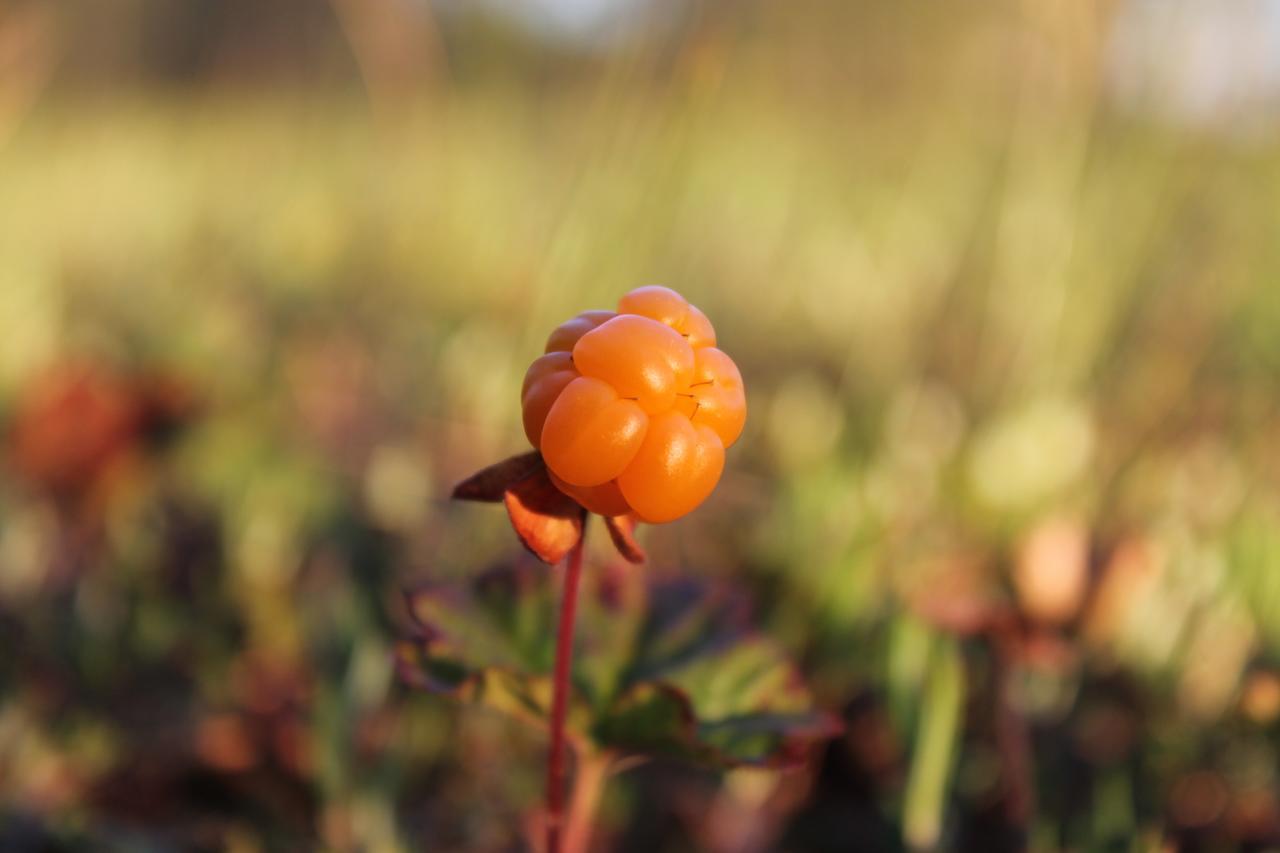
[{"x1": 521, "y1": 286, "x2": 745, "y2": 523}]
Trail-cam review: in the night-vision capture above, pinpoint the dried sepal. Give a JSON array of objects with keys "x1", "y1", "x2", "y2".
[
  {"x1": 503, "y1": 467, "x2": 586, "y2": 564},
  {"x1": 451, "y1": 451, "x2": 585, "y2": 564},
  {"x1": 604, "y1": 514, "x2": 646, "y2": 564},
  {"x1": 453, "y1": 450, "x2": 648, "y2": 565},
  {"x1": 451, "y1": 451, "x2": 545, "y2": 502}
]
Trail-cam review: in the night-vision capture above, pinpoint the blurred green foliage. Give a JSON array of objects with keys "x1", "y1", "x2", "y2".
[
  {"x1": 399, "y1": 558, "x2": 837, "y2": 769},
  {"x1": 2, "y1": 0, "x2": 1280, "y2": 850}
]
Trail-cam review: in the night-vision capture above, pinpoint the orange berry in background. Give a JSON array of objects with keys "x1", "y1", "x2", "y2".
[
  {"x1": 520, "y1": 286, "x2": 745, "y2": 523},
  {"x1": 573, "y1": 314, "x2": 695, "y2": 415},
  {"x1": 1013, "y1": 516, "x2": 1088, "y2": 625},
  {"x1": 540, "y1": 376, "x2": 648, "y2": 487}
]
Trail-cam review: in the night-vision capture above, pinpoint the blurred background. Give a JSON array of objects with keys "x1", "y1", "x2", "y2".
[{"x1": 2, "y1": 0, "x2": 1280, "y2": 850}]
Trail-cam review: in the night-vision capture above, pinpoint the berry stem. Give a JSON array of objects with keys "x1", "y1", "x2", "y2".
[{"x1": 546, "y1": 529, "x2": 586, "y2": 853}]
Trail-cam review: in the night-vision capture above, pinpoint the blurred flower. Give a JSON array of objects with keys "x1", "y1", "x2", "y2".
[
  {"x1": 1012, "y1": 514, "x2": 1089, "y2": 626},
  {"x1": 1240, "y1": 670, "x2": 1280, "y2": 725},
  {"x1": 5, "y1": 361, "x2": 195, "y2": 511},
  {"x1": 195, "y1": 714, "x2": 258, "y2": 774},
  {"x1": 1169, "y1": 770, "x2": 1229, "y2": 830}
]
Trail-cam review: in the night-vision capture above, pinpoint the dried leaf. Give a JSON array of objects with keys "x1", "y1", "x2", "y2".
[
  {"x1": 604, "y1": 514, "x2": 646, "y2": 564},
  {"x1": 8, "y1": 362, "x2": 145, "y2": 499},
  {"x1": 503, "y1": 468, "x2": 586, "y2": 564},
  {"x1": 451, "y1": 451, "x2": 545, "y2": 502}
]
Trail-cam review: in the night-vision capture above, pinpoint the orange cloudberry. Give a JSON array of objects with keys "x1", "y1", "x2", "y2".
[{"x1": 520, "y1": 286, "x2": 745, "y2": 524}]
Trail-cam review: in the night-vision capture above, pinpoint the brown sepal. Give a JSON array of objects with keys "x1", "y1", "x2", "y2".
[
  {"x1": 451, "y1": 451, "x2": 545, "y2": 502},
  {"x1": 604, "y1": 514, "x2": 646, "y2": 564},
  {"x1": 454, "y1": 451, "x2": 651, "y2": 564},
  {"x1": 503, "y1": 467, "x2": 586, "y2": 564}
]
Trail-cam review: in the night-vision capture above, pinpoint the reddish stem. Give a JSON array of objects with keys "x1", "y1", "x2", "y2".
[{"x1": 546, "y1": 531, "x2": 586, "y2": 853}]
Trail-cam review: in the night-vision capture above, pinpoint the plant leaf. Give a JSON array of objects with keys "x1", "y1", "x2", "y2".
[
  {"x1": 398, "y1": 561, "x2": 839, "y2": 769},
  {"x1": 593, "y1": 682, "x2": 696, "y2": 755},
  {"x1": 396, "y1": 639, "x2": 557, "y2": 729},
  {"x1": 903, "y1": 638, "x2": 965, "y2": 849}
]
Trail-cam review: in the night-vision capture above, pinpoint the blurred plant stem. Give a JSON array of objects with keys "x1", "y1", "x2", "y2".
[
  {"x1": 903, "y1": 638, "x2": 965, "y2": 851},
  {"x1": 0, "y1": 1, "x2": 61, "y2": 146},
  {"x1": 327, "y1": 0, "x2": 444, "y2": 123},
  {"x1": 990, "y1": 629, "x2": 1034, "y2": 832},
  {"x1": 547, "y1": 533, "x2": 587, "y2": 853},
  {"x1": 564, "y1": 748, "x2": 614, "y2": 853}
]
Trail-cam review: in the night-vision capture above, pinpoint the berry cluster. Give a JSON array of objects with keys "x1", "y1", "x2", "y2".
[{"x1": 521, "y1": 286, "x2": 746, "y2": 523}]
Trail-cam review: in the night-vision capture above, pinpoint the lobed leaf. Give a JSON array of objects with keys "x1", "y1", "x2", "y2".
[{"x1": 398, "y1": 561, "x2": 838, "y2": 769}]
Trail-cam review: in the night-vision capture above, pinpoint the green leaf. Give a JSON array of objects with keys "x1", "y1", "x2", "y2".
[
  {"x1": 398, "y1": 556, "x2": 839, "y2": 769},
  {"x1": 594, "y1": 683, "x2": 695, "y2": 755},
  {"x1": 902, "y1": 637, "x2": 965, "y2": 851}
]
